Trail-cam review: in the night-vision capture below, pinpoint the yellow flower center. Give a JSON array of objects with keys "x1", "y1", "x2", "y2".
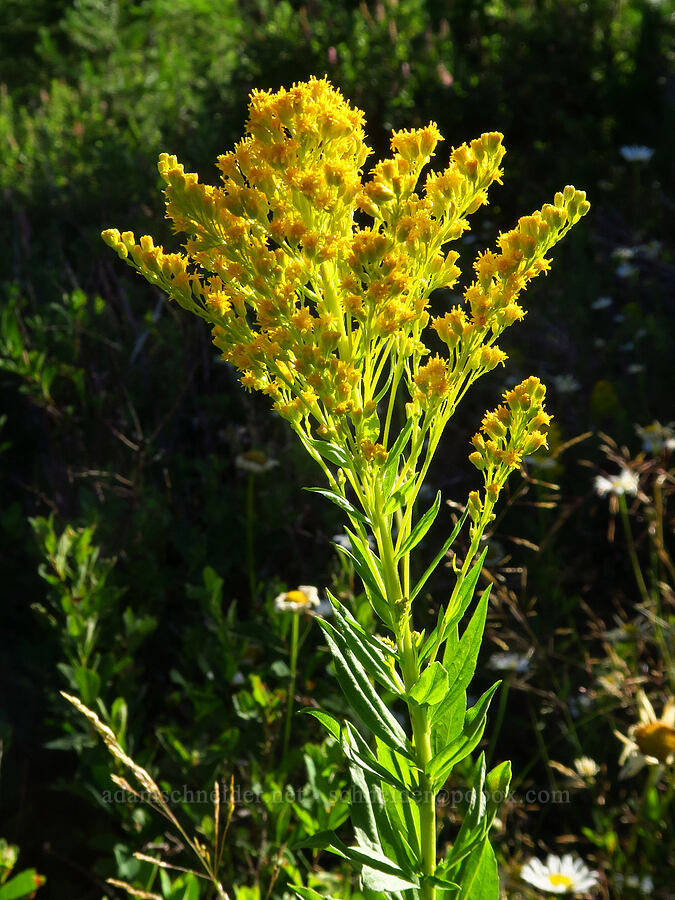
[
  {"x1": 243, "y1": 449, "x2": 269, "y2": 465},
  {"x1": 285, "y1": 590, "x2": 308, "y2": 606},
  {"x1": 635, "y1": 722, "x2": 675, "y2": 762},
  {"x1": 549, "y1": 874, "x2": 573, "y2": 888}
]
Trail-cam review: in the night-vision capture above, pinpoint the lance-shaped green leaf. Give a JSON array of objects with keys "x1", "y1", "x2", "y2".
[
  {"x1": 439, "y1": 549, "x2": 488, "y2": 653},
  {"x1": 0, "y1": 869, "x2": 45, "y2": 900},
  {"x1": 292, "y1": 888, "x2": 340, "y2": 900},
  {"x1": 317, "y1": 618, "x2": 412, "y2": 758},
  {"x1": 421, "y1": 546, "x2": 488, "y2": 665},
  {"x1": 441, "y1": 586, "x2": 491, "y2": 706},
  {"x1": 307, "y1": 438, "x2": 351, "y2": 469},
  {"x1": 305, "y1": 487, "x2": 370, "y2": 525},
  {"x1": 439, "y1": 753, "x2": 491, "y2": 873},
  {"x1": 333, "y1": 530, "x2": 391, "y2": 627},
  {"x1": 407, "y1": 661, "x2": 449, "y2": 708},
  {"x1": 383, "y1": 478, "x2": 417, "y2": 517},
  {"x1": 454, "y1": 838, "x2": 499, "y2": 900},
  {"x1": 431, "y1": 688, "x2": 466, "y2": 757},
  {"x1": 396, "y1": 491, "x2": 441, "y2": 561},
  {"x1": 427, "y1": 682, "x2": 501, "y2": 789},
  {"x1": 410, "y1": 507, "x2": 469, "y2": 603},
  {"x1": 381, "y1": 417, "x2": 414, "y2": 497},
  {"x1": 350, "y1": 755, "x2": 418, "y2": 874},
  {"x1": 296, "y1": 830, "x2": 419, "y2": 892},
  {"x1": 376, "y1": 739, "x2": 422, "y2": 859},
  {"x1": 442, "y1": 757, "x2": 511, "y2": 871},
  {"x1": 298, "y1": 707, "x2": 341, "y2": 742},
  {"x1": 329, "y1": 592, "x2": 404, "y2": 695},
  {"x1": 340, "y1": 721, "x2": 409, "y2": 792}
]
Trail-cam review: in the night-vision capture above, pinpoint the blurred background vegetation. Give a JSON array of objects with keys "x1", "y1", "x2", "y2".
[{"x1": 1, "y1": 1, "x2": 673, "y2": 898}]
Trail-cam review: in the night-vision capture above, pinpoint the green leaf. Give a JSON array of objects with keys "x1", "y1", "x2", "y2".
[
  {"x1": 334, "y1": 528, "x2": 392, "y2": 627},
  {"x1": 341, "y1": 722, "x2": 409, "y2": 792},
  {"x1": 292, "y1": 888, "x2": 340, "y2": 900},
  {"x1": 382, "y1": 478, "x2": 417, "y2": 516},
  {"x1": 328, "y1": 592, "x2": 403, "y2": 695},
  {"x1": 442, "y1": 586, "x2": 491, "y2": 703},
  {"x1": 381, "y1": 417, "x2": 414, "y2": 494},
  {"x1": 305, "y1": 487, "x2": 370, "y2": 525},
  {"x1": 427, "y1": 682, "x2": 501, "y2": 788},
  {"x1": 410, "y1": 507, "x2": 469, "y2": 602},
  {"x1": 440, "y1": 550, "x2": 489, "y2": 654},
  {"x1": 293, "y1": 829, "x2": 337, "y2": 851},
  {"x1": 456, "y1": 839, "x2": 499, "y2": 900},
  {"x1": 294, "y1": 831, "x2": 419, "y2": 890},
  {"x1": 376, "y1": 740, "x2": 421, "y2": 858},
  {"x1": 361, "y1": 866, "x2": 417, "y2": 893},
  {"x1": 430, "y1": 689, "x2": 466, "y2": 756},
  {"x1": 441, "y1": 753, "x2": 489, "y2": 872},
  {"x1": 181, "y1": 875, "x2": 200, "y2": 900},
  {"x1": 317, "y1": 619, "x2": 412, "y2": 758},
  {"x1": 362, "y1": 411, "x2": 381, "y2": 441},
  {"x1": 307, "y1": 439, "x2": 350, "y2": 469},
  {"x1": 0, "y1": 870, "x2": 45, "y2": 900},
  {"x1": 396, "y1": 491, "x2": 441, "y2": 560},
  {"x1": 407, "y1": 661, "x2": 449, "y2": 707},
  {"x1": 73, "y1": 666, "x2": 101, "y2": 707},
  {"x1": 299, "y1": 708, "x2": 341, "y2": 742}
]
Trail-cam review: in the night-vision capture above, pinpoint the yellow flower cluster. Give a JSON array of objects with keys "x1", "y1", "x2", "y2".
[
  {"x1": 102, "y1": 77, "x2": 588, "y2": 477},
  {"x1": 466, "y1": 376, "x2": 551, "y2": 526}
]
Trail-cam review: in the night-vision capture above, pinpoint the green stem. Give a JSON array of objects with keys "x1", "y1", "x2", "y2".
[
  {"x1": 283, "y1": 612, "x2": 300, "y2": 758},
  {"x1": 486, "y1": 671, "x2": 511, "y2": 767},
  {"x1": 400, "y1": 623, "x2": 436, "y2": 900},
  {"x1": 371, "y1": 483, "x2": 436, "y2": 899},
  {"x1": 618, "y1": 494, "x2": 649, "y2": 605},
  {"x1": 246, "y1": 473, "x2": 257, "y2": 603}
]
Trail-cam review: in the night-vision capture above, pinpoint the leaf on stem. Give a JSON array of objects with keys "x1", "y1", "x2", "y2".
[
  {"x1": 381, "y1": 417, "x2": 414, "y2": 497},
  {"x1": 396, "y1": 491, "x2": 442, "y2": 560},
  {"x1": 441, "y1": 585, "x2": 491, "y2": 701},
  {"x1": 317, "y1": 618, "x2": 413, "y2": 758},
  {"x1": 407, "y1": 660, "x2": 449, "y2": 707},
  {"x1": 328, "y1": 592, "x2": 404, "y2": 695},
  {"x1": 439, "y1": 549, "x2": 489, "y2": 653},
  {"x1": 341, "y1": 721, "x2": 409, "y2": 792},
  {"x1": 305, "y1": 487, "x2": 370, "y2": 525},
  {"x1": 410, "y1": 507, "x2": 469, "y2": 603},
  {"x1": 306, "y1": 438, "x2": 351, "y2": 469},
  {"x1": 426, "y1": 682, "x2": 501, "y2": 789},
  {"x1": 298, "y1": 708, "x2": 342, "y2": 742}
]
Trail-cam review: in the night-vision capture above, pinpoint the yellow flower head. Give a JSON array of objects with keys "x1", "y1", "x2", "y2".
[{"x1": 102, "y1": 79, "x2": 588, "y2": 476}]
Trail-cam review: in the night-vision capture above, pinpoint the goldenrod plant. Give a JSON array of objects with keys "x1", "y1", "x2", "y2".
[{"x1": 101, "y1": 78, "x2": 589, "y2": 899}]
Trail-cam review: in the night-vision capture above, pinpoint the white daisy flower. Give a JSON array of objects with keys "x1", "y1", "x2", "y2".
[
  {"x1": 235, "y1": 450, "x2": 279, "y2": 474},
  {"x1": 520, "y1": 853, "x2": 598, "y2": 894},
  {"x1": 487, "y1": 651, "x2": 531, "y2": 674},
  {"x1": 594, "y1": 468, "x2": 639, "y2": 498},
  {"x1": 552, "y1": 374, "x2": 581, "y2": 394},
  {"x1": 574, "y1": 756, "x2": 600, "y2": 781},
  {"x1": 614, "y1": 691, "x2": 675, "y2": 779},
  {"x1": 273, "y1": 585, "x2": 320, "y2": 614},
  {"x1": 619, "y1": 145, "x2": 654, "y2": 163},
  {"x1": 636, "y1": 421, "x2": 675, "y2": 453}
]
